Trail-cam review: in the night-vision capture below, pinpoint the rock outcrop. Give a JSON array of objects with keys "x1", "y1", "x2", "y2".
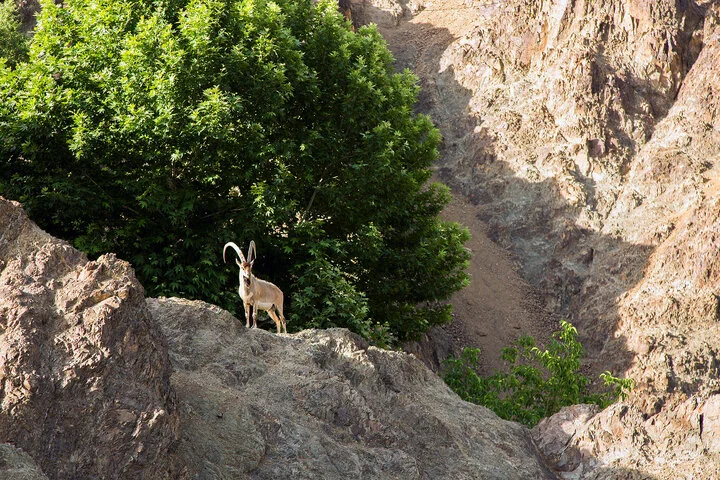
[
  {"x1": 150, "y1": 296, "x2": 554, "y2": 479},
  {"x1": 349, "y1": 0, "x2": 720, "y2": 477},
  {"x1": 0, "y1": 198, "x2": 180, "y2": 479},
  {"x1": 1, "y1": 196, "x2": 555, "y2": 478}
]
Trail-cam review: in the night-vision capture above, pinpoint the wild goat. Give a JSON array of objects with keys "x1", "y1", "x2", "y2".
[{"x1": 223, "y1": 240, "x2": 287, "y2": 334}]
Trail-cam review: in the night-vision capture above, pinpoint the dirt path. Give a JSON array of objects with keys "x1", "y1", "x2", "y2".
[
  {"x1": 405, "y1": 179, "x2": 555, "y2": 375},
  {"x1": 373, "y1": 1, "x2": 556, "y2": 373},
  {"x1": 437, "y1": 185, "x2": 555, "y2": 374}
]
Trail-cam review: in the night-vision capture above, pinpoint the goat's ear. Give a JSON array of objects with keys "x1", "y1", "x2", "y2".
[{"x1": 249, "y1": 260, "x2": 254, "y2": 268}]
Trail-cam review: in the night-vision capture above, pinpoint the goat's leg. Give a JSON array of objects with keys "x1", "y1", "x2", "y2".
[
  {"x1": 268, "y1": 309, "x2": 283, "y2": 334},
  {"x1": 278, "y1": 308, "x2": 287, "y2": 334},
  {"x1": 244, "y1": 303, "x2": 251, "y2": 328},
  {"x1": 276, "y1": 298, "x2": 287, "y2": 334},
  {"x1": 252, "y1": 306, "x2": 258, "y2": 328}
]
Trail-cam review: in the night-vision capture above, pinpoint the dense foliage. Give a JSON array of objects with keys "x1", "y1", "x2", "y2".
[
  {"x1": 0, "y1": 0, "x2": 27, "y2": 67},
  {"x1": 443, "y1": 321, "x2": 634, "y2": 426},
  {"x1": 0, "y1": 0, "x2": 470, "y2": 343}
]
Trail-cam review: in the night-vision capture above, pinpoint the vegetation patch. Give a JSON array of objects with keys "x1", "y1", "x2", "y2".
[{"x1": 443, "y1": 321, "x2": 634, "y2": 426}]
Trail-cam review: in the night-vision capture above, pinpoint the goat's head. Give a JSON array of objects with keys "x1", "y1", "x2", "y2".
[
  {"x1": 239, "y1": 259, "x2": 253, "y2": 284},
  {"x1": 223, "y1": 240, "x2": 257, "y2": 283}
]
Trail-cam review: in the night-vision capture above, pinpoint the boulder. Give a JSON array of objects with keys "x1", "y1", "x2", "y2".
[
  {"x1": 0, "y1": 198, "x2": 181, "y2": 479},
  {"x1": 148, "y1": 296, "x2": 555, "y2": 479}
]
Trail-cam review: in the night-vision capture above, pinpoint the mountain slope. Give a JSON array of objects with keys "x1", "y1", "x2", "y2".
[{"x1": 350, "y1": 0, "x2": 720, "y2": 477}]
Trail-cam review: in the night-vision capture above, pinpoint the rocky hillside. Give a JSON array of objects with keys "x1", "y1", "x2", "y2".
[
  {"x1": 4, "y1": 0, "x2": 720, "y2": 477},
  {"x1": 0, "y1": 196, "x2": 554, "y2": 479},
  {"x1": 349, "y1": 0, "x2": 720, "y2": 477}
]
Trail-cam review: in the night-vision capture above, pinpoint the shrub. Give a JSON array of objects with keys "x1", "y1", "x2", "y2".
[{"x1": 442, "y1": 320, "x2": 634, "y2": 426}]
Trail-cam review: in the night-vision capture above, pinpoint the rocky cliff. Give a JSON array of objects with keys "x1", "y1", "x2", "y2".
[
  {"x1": 349, "y1": 0, "x2": 720, "y2": 477},
  {"x1": 0, "y1": 196, "x2": 554, "y2": 478}
]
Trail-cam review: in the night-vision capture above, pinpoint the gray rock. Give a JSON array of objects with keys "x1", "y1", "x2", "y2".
[
  {"x1": 0, "y1": 444, "x2": 49, "y2": 480},
  {"x1": 148, "y1": 297, "x2": 556, "y2": 479},
  {"x1": 532, "y1": 404, "x2": 600, "y2": 476}
]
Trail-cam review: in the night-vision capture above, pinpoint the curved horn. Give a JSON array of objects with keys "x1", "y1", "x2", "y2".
[
  {"x1": 247, "y1": 240, "x2": 256, "y2": 264},
  {"x1": 223, "y1": 242, "x2": 246, "y2": 264}
]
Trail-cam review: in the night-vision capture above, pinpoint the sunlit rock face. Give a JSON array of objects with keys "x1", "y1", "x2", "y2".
[
  {"x1": 350, "y1": 0, "x2": 720, "y2": 477},
  {"x1": 149, "y1": 297, "x2": 555, "y2": 479}
]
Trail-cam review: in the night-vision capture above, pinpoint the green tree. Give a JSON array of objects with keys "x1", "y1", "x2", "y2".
[
  {"x1": 0, "y1": 0, "x2": 469, "y2": 343},
  {"x1": 443, "y1": 321, "x2": 634, "y2": 426},
  {"x1": 0, "y1": 0, "x2": 28, "y2": 67}
]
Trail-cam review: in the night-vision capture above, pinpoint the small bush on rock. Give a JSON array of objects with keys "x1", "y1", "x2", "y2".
[{"x1": 442, "y1": 320, "x2": 634, "y2": 427}]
